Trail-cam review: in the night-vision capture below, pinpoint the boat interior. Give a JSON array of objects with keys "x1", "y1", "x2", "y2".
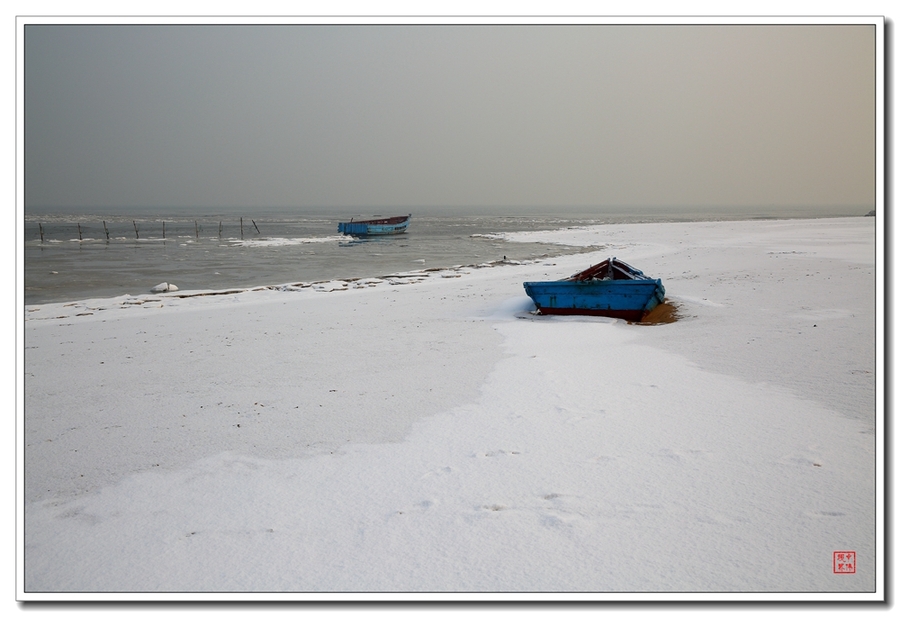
[{"x1": 566, "y1": 258, "x2": 644, "y2": 282}]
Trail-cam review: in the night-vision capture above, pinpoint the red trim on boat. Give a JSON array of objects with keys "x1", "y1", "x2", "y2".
[{"x1": 533, "y1": 306, "x2": 647, "y2": 321}]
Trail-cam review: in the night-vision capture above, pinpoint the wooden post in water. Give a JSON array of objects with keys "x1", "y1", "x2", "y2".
[
  {"x1": 252, "y1": 219, "x2": 260, "y2": 234},
  {"x1": 219, "y1": 221, "x2": 223, "y2": 238},
  {"x1": 240, "y1": 217, "x2": 244, "y2": 239},
  {"x1": 39, "y1": 223, "x2": 44, "y2": 242},
  {"x1": 133, "y1": 220, "x2": 139, "y2": 239},
  {"x1": 163, "y1": 221, "x2": 166, "y2": 239},
  {"x1": 103, "y1": 221, "x2": 110, "y2": 241},
  {"x1": 195, "y1": 220, "x2": 199, "y2": 239},
  {"x1": 77, "y1": 223, "x2": 82, "y2": 240}
]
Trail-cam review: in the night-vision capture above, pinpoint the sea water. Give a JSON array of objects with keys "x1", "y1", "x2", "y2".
[{"x1": 22, "y1": 207, "x2": 843, "y2": 305}]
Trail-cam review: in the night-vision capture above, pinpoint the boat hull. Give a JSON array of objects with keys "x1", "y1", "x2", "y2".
[
  {"x1": 523, "y1": 279, "x2": 665, "y2": 321},
  {"x1": 338, "y1": 215, "x2": 410, "y2": 236}
]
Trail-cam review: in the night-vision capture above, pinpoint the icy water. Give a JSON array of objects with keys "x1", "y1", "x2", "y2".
[
  {"x1": 23, "y1": 208, "x2": 847, "y2": 305},
  {"x1": 23, "y1": 213, "x2": 604, "y2": 305}
]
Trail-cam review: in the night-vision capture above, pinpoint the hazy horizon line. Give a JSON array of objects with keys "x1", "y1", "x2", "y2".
[{"x1": 22, "y1": 203, "x2": 876, "y2": 219}]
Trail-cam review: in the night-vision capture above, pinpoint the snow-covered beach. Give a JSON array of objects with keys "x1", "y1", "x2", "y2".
[{"x1": 20, "y1": 217, "x2": 880, "y2": 599}]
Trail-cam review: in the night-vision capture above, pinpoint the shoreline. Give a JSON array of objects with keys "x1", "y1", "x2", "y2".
[{"x1": 23, "y1": 214, "x2": 872, "y2": 309}]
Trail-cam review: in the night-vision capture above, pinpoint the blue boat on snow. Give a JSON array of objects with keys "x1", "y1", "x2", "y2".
[
  {"x1": 338, "y1": 214, "x2": 411, "y2": 237},
  {"x1": 523, "y1": 257, "x2": 665, "y2": 321}
]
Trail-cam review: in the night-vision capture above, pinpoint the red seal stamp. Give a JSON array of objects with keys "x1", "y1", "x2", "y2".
[{"x1": 833, "y1": 551, "x2": 856, "y2": 574}]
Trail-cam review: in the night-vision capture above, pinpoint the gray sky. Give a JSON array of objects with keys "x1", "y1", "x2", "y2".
[{"x1": 24, "y1": 24, "x2": 876, "y2": 214}]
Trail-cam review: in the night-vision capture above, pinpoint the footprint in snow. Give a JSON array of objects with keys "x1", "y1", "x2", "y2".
[
  {"x1": 420, "y1": 466, "x2": 453, "y2": 479},
  {"x1": 475, "y1": 450, "x2": 520, "y2": 458}
]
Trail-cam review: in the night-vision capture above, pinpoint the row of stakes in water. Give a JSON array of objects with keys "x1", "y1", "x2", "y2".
[{"x1": 36, "y1": 218, "x2": 261, "y2": 241}]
